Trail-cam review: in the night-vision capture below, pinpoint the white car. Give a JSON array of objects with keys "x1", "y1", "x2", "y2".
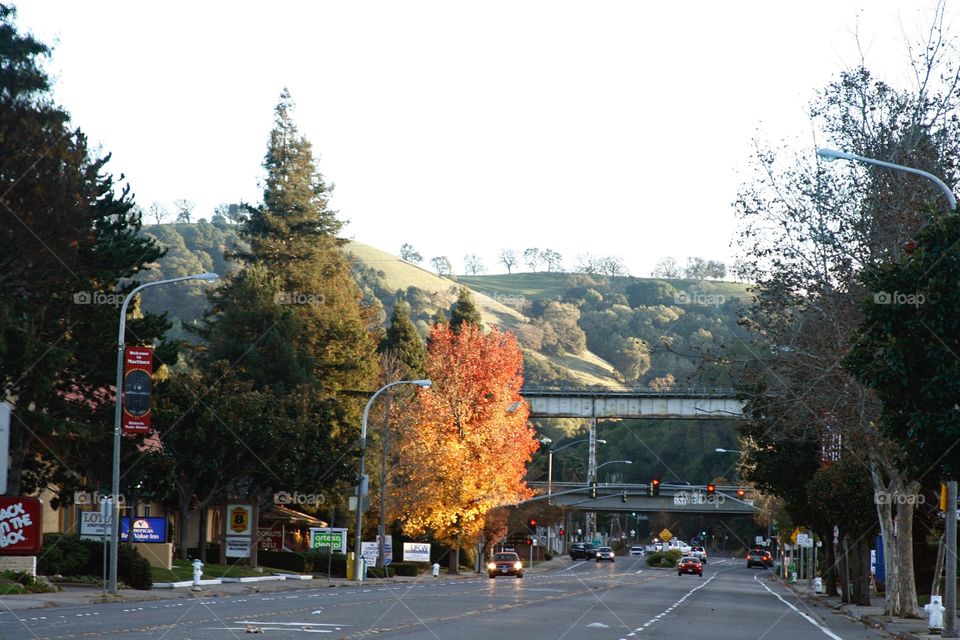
[
  {"x1": 629, "y1": 546, "x2": 645, "y2": 556},
  {"x1": 669, "y1": 540, "x2": 691, "y2": 554}
]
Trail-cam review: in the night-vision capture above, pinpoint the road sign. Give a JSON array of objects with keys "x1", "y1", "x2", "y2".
[{"x1": 659, "y1": 528, "x2": 673, "y2": 542}]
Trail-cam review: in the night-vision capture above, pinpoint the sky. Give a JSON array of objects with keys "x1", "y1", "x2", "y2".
[{"x1": 13, "y1": 1, "x2": 952, "y2": 277}]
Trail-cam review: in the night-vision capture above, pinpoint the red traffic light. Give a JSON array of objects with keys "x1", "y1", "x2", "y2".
[
  {"x1": 558, "y1": 527, "x2": 565, "y2": 536},
  {"x1": 651, "y1": 478, "x2": 660, "y2": 486},
  {"x1": 737, "y1": 488, "x2": 746, "y2": 498},
  {"x1": 528, "y1": 518, "x2": 538, "y2": 528},
  {"x1": 706, "y1": 483, "x2": 716, "y2": 494}
]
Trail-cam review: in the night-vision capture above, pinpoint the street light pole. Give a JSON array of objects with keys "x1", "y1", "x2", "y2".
[
  {"x1": 109, "y1": 272, "x2": 219, "y2": 595},
  {"x1": 816, "y1": 148, "x2": 957, "y2": 211},
  {"x1": 353, "y1": 379, "x2": 431, "y2": 583}
]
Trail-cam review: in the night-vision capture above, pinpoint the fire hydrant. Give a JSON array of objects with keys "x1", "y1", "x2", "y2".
[
  {"x1": 789, "y1": 560, "x2": 797, "y2": 583},
  {"x1": 192, "y1": 558, "x2": 203, "y2": 591},
  {"x1": 925, "y1": 595, "x2": 945, "y2": 632},
  {"x1": 432, "y1": 562, "x2": 440, "y2": 577},
  {"x1": 813, "y1": 576, "x2": 823, "y2": 594}
]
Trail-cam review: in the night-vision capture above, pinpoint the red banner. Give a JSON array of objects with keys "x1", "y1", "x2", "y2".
[
  {"x1": 0, "y1": 497, "x2": 43, "y2": 555},
  {"x1": 122, "y1": 346, "x2": 153, "y2": 434}
]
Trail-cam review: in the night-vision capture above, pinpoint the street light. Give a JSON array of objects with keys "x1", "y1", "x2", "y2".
[
  {"x1": 818, "y1": 147, "x2": 958, "y2": 636},
  {"x1": 109, "y1": 272, "x2": 219, "y2": 594},
  {"x1": 354, "y1": 379, "x2": 431, "y2": 582},
  {"x1": 594, "y1": 460, "x2": 632, "y2": 474},
  {"x1": 715, "y1": 448, "x2": 742, "y2": 454},
  {"x1": 548, "y1": 438, "x2": 606, "y2": 503},
  {"x1": 816, "y1": 147, "x2": 957, "y2": 211}
]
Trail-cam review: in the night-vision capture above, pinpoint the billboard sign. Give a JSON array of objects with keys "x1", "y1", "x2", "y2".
[
  {"x1": 0, "y1": 497, "x2": 43, "y2": 555},
  {"x1": 402, "y1": 542, "x2": 431, "y2": 563},
  {"x1": 310, "y1": 528, "x2": 347, "y2": 554}
]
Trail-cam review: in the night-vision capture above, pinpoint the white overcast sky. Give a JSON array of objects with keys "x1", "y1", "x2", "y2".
[{"x1": 14, "y1": 1, "x2": 952, "y2": 276}]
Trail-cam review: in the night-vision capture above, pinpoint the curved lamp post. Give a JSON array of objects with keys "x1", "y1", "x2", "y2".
[
  {"x1": 548, "y1": 438, "x2": 606, "y2": 502},
  {"x1": 354, "y1": 379, "x2": 431, "y2": 582},
  {"x1": 715, "y1": 448, "x2": 742, "y2": 454},
  {"x1": 594, "y1": 459, "x2": 632, "y2": 474},
  {"x1": 109, "y1": 272, "x2": 219, "y2": 594},
  {"x1": 816, "y1": 147, "x2": 957, "y2": 211}
]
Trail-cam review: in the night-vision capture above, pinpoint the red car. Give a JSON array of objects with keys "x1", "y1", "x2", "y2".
[
  {"x1": 488, "y1": 552, "x2": 524, "y2": 579},
  {"x1": 678, "y1": 556, "x2": 703, "y2": 577},
  {"x1": 747, "y1": 548, "x2": 773, "y2": 568}
]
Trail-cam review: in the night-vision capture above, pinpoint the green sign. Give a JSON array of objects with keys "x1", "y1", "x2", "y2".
[
  {"x1": 309, "y1": 527, "x2": 347, "y2": 554},
  {"x1": 592, "y1": 537, "x2": 602, "y2": 546}
]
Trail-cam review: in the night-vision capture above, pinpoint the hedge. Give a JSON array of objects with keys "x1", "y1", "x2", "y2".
[{"x1": 38, "y1": 534, "x2": 152, "y2": 589}]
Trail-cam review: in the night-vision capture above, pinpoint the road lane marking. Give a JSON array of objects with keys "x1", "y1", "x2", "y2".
[
  {"x1": 753, "y1": 575, "x2": 844, "y2": 640},
  {"x1": 621, "y1": 574, "x2": 716, "y2": 637}
]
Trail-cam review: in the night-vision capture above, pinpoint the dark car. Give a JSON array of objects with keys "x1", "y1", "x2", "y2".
[
  {"x1": 746, "y1": 548, "x2": 773, "y2": 568},
  {"x1": 678, "y1": 556, "x2": 703, "y2": 576},
  {"x1": 569, "y1": 543, "x2": 596, "y2": 560},
  {"x1": 595, "y1": 546, "x2": 615, "y2": 562},
  {"x1": 488, "y1": 552, "x2": 523, "y2": 578}
]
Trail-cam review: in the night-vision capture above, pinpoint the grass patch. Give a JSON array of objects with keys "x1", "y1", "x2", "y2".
[
  {"x1": 150, "y1": 560, "x2": 303, "y2": 583},
  {"x1": 0, "y1": 570, "x2": 55, "y2": 594}
]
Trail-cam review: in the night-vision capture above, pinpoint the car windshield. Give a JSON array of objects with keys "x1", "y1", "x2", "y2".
[
  {"x1": 599, "y1": 547, "x2": 612, "y2": 552},
  {"x1": 493, "y1": 554, "x2": 517, "y2": 561}
]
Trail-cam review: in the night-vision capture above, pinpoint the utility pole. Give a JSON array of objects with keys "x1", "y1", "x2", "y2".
[
  {"x1": 945, "y1": 480, "x2": 958, "y2": 638},
  {"x1": 587, "y1": 418, "x2": 597, "y2": 540}
]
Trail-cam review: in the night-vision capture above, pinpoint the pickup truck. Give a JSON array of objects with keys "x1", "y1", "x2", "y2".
[{"x1": 569, "y1": 543, "x2": 596, "y2": 560}]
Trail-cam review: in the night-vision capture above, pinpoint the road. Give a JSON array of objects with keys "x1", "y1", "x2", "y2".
[{"x1": 3, "y1": 556, "x2": 889, "y2": 639}]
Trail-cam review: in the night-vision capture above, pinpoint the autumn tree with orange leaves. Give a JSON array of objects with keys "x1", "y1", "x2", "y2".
[{"x1": 393, "y1": 322, "x2": 538, "y2": 573}]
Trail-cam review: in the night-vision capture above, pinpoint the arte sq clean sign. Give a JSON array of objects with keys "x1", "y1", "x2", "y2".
[
  {"x1": 122, "y1": 346, "x2": 152, "y2": 434},
  {"x1": 0, "y1": 497, "x2": 43, "y2": 555}
]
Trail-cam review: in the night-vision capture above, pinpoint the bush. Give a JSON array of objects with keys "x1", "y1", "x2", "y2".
[
  {"x1": 118, "y1": 545, "x2": 152, "y2": 590},
  {"x1": 258, "y1": 550, "x2": 309, "y2": 573},
  {"x1": 544, "y1": 551, "x2": 553, "y2": 561},
  {"x1": 38, "y1": 534, "x2": 93, "y2": 576},
  {"x1": 645, "y1": 548, "x2": 682, "y2": 568},
  {"x1": 306, "y1": 551, "x2": 347, "y2": 578}
]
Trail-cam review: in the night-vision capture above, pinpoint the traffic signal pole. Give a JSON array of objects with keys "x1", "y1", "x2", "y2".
[{"x1": 945, "y1": 480, "x2": 958, "y2": 638}]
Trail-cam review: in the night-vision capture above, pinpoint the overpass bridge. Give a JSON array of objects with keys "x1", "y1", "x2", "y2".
[
  {"x1": 520, "y1": 388, "x2": 743, "y2": 420},
  {"x1": 526, "y1": 482, "x2": 757, "y2": 514}
]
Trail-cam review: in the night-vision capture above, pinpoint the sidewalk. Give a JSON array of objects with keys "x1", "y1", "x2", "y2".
[
  {"x1": 780, "y1": 575, "x2": 952, "y2": 640},
  {"x1": 0, "y1": 558, "x2": 572, "y2": 612}
]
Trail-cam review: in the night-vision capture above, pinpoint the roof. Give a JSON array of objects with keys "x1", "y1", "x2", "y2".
[{"x1": 260, "y1": 505, "x2": 327, "y2": 527}]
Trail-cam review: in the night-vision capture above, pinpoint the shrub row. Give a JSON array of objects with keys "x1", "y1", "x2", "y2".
[
  {"x1": 645, "y1": 548, "x2": 683, "y2": 568},
  {"x1": 38, "y1": 534, "x2": 152, "y2": 589}
]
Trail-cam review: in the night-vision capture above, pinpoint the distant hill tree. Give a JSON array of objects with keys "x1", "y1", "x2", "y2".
[
  {"x1": 149, "y1": 201, "x2": 169, "y2": 225},
  {"x1": 651, "y1": 257, "x2": 682, "y2": 279},
  {"x1": 498, "y1": 249, "x2": 518, "y2": 274},
  {"x1": 174, "y1": 198, "x2": 194, "y2": 223},
  {"x1": 449, "y1": 286, "x2": 482, "y2": 332},
  {"x1": 431, "y1": 255, "x2": 452, "y2": 276},
  {"x1": 463, "y1": 254, "x2": 486, "y2": 275},
  {"x1": 541, "y1": 249, "x2": 563, "y2": 272},
  {"x1": 523, "y1": 248, "x2": 542, "y2": 271},
  {"x1": 400, "y1": 243, "x2": 423, "y2": 264}
]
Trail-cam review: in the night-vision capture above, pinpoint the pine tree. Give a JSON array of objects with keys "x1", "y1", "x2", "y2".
[
  {"x1": 380, "y1": 300, "x2": 426, "y2": 378},
  {"x1": 0, "y1": 5, "x2": 169, "y2": 496},
  {"x1": 449, "y1": 287, "x2": 482, "y2": 333}
]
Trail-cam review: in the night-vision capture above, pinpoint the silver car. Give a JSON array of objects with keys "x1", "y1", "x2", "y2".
[
  {"x1": 595, "y1": 546, "x2": 615, "y2": 562},
  {"x1": 629, "y1": 546, "x2": 645, "y2": 556}
]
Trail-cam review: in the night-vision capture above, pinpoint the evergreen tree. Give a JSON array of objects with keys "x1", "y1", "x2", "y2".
[
  {"x1": 194, "y1": 89, "x2": 379, "y2": 505},
  {"x1": 380, "y1": 300, "x2": 426, "y2": 378},
  {"x1": 449, "y1": 287, "x2": 482, "y2": 333},
  {"x1": 0, "y1": 5, "x2": 169, "y2": 496}
]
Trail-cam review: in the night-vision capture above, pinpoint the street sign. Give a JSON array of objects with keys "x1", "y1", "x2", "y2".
[
  {"x1": 228, "y1": 504, "x2": 252, "y2": 535},
  {"x1": 310, "y1": 528, "x2": 347, "y2": 554},
  {"x1": 225, "y1": 536, "x2": 251, "y2": 558},
  {"x1": 659, "y1": 528, "x2": 673, "y2": 542},
  {"x1": 361, "y1": 541, "x2": 378, "y2": 567}
]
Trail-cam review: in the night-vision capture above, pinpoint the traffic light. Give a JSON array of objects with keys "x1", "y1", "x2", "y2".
[
  {"x1": 558, "y1": 527, "x2": 565, "y2": 537},
  {"x1": 648, "y1": 478, "x2": 660, "y2": 497},
  {"x1": 590, "y1": 481, "x2": 598, "y2": 499},
  {"x1": 706, "y1": 483, "x2": 716, "y2": 496},
  {"x1": 737, "y1": 488, "x2": 746, "y2": 499},
  {"x1": 621, "y1": 492, "x2": 628, "y2": 503},
  {"x1": 942, "y1": 483, "x2": 949, "y2": 511},
  {"x1": 526, "y1": 537, "x2": 532, "y2": 545},
  {"x1": 528, "y1": 518, "x2": 538, "y2": 530}
]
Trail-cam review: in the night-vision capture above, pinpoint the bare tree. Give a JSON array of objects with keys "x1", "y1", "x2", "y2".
[
  {"x1": 463, "y1": 254, "x2": 486, "y2": 275},
  {"x1": 173, "y1": 198, "x2": 194, "y2": 224},
  {"x1": 400, "y1": 243, "x2": 423, "y2": 264},
  {"x1": 148, "y1": 201, "x2": 168, "y2": 225},
  {"x1": 523, "y1": 248, "x2": 542, "y2": 272},
  {"x1": 650, "y1": 257, "x2": 681, "y2": 279},
  {"x1": 497, "y1": 249, "x2": 518, "y2": 274},
  {"x1": 541, "y1": 249, "x2": 563, "y2": 273}
]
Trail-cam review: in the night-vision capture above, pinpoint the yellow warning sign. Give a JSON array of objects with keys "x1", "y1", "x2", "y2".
[
  {"x1": 659, "y1": 528, "x2": 673, "y2": 542},
  {"x1": 790, "y1": 528, "x2": 800, "y2": 544}
]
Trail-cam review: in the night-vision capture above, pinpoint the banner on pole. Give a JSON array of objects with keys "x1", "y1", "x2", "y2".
[{"x1": 122, "y1": 347, "x2": 153, "y2": 434}]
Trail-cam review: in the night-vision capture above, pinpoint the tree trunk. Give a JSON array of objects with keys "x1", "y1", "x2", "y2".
[
  {"x1": 893, "y1": 493, "x2": 921, "y2": 617},
  {"x1": 851, "y1": 538, "x2": 872, "y2": 606},
  {"x1": 448, "y1": 536, "x2": 460, "y2": 575},
  {"x1": 178, "y1": 505, "x2": 192, "y2": 561},
  {"x1": 199, "y1": 507, "x2": 207, "y2": 564},
  {"x1": 932, "y1": 532, "x2": 945, "y2": 597},
  {"x1": 824, "y1": 530, "x2": 839, "y2": 596},
  {"x1": 840, "y1": 537, "x2": 851, "y2": 603}
]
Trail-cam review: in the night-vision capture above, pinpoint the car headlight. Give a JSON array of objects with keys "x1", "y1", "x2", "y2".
[
  {"x1": 487, "y1": 562, "x2": 496, "y2": 570},
  {"x1": 514, "y1": 561, "x2": 523, "y2": 570}
]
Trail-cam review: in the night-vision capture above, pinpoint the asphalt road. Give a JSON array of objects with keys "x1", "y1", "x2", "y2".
[{"x1": 3, "y1": 556, "x2": 890, "y2": 639}]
